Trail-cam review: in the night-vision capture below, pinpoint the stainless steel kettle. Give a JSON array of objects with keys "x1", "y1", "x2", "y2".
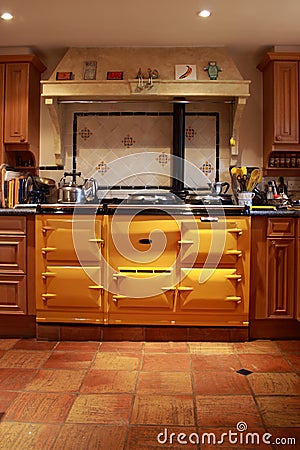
[
  {"x1": 58, "y1": 172, "x2": 97, "y2": 203},
  {"x1": 207, "y1": 181, "x2": 230, "y2": 195}
]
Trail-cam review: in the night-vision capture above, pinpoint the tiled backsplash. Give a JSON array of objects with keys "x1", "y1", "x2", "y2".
[{"x1": 40, "y1": 102, "x2": 232, "y2": 190}]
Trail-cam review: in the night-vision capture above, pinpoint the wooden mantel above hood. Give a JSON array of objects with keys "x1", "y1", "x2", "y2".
[
  {"x1": 42, "y1": 46, "x2": 250, "y2": 101},
  {"x1": 41, "y1": 47, "x2": 251, "y2": 161}
]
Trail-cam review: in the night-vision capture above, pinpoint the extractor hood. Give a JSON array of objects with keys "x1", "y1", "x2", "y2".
[
  {"x1": 42, "y1": 47, "x2": 250, "y2": 101},
  {"x1": 41, "y1": 47, "x2": 251, "y2": 161}
]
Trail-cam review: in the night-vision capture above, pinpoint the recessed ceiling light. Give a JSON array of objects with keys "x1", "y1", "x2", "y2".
[
  {"x1": 1, "y1": 12, "x2": 14, "y2": 21},
  {"x1": 198, "y1": 9, "x2": 211, "y2": 18}
]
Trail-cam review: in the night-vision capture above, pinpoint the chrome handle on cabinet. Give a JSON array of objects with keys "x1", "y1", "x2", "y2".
[
  {"x1": 225, "y1": 296, "x2": 242, "y2": 303},
  {"x1": 41, "y1": 247, "x2": 57, "y2": 254},
  {"x1": 41, "y1": 293, "x2": 56, "y2": 303},
  {"x1": 226, "y1": 274, "x2": 242, "y2": 282},
  {"x1": 88, "y1": 285, "x2": 103, "y2": 290},
  {"x1": 42, "y1": 272, "x2": 56, "y2": 279},
  {"x1": 225, "y1": 249, "x2": 242, "y2": 257},
  {"x1": 200, "y1": 216, "x2": 219, "y2": 222},
  {"x1": 227, "y1": 228, "x2": 243, "y2": 235},
  {"x1": 112, "y1": 295, "x2": 127, "y2": 304},
  {"x1": 88, "y1": 238, "x2": 104, "y2": 244},
  {"x1": 42, "y1": 226, "x2": 54, "y2": 234}
]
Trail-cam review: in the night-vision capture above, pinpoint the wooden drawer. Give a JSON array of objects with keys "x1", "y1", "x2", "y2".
[
  {"x1": 0, "y1": 235, "x2": 26, "y2": 273},
  {"x1": 267, "y1": 218, "x2": 295, "y2": 237},
  {"x1": 0, "y1": 274, "x2": 27, "y2": 314},
  {"x1": 0, "y1": 216, "x2": 26, "y2": 234}
]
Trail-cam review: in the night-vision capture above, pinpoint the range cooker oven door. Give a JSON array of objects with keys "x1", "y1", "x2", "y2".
[
  {"x1": 40, "y1": 217, "x2": 102, "y2": 264},
  {"x1": 107, "y1": 215, "x2": 180, "y2": 270},
  {"x1": 108, "y1": 267, "x2": 177, "y2": 325},
  {"x1": 179, "y1": 218, "x2": 247, "y2": 266},
  {"x1": 177, "y1": 267, "x2": 248, "y2": 326},
  {"x1": 36, "y1": 266, "x2": 103, "y2": 323}
]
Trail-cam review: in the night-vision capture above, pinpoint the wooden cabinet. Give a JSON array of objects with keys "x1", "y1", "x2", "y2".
[
  {"x1": 0, "y1": 216, "x2": 26, "y2": 314},
  {"x1": 250, "y1": 216, "x2": 300, "y2": 339},
  {"x1": 257, "y1": 52, "x2": 300, "y2": 176},
  {"x1": 35, "y1": 215, "x2": 104, "y2": 323},
  {"x1": 0, "y1": 55, "x2": 46, "y2": 172}
]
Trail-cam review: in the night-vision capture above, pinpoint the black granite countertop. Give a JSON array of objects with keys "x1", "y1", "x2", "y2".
[{"x1": 0, "y1": 206, "x2": 299, "y2": 217}]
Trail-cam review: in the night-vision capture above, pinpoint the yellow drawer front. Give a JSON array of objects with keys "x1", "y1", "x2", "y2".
[
  {"x1": 179, "y1": 268, "x2": 242, "y2": 311},
  {"x1": 110, "y1": 268, "x2": 175, "y2": 309},
  {"x1": 39, "y1": 266, "x2": 102, "y2": 310},
  {"x1": 107, "y1": 215, "x2": 180, "y2": 269},
  {"x1": 40, "y1": 217, "x2": 102, "y2": 263}
]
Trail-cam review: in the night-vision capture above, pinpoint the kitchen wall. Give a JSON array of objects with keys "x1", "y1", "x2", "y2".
[{"x1": 29, "y1": 46, "x2": 300, "y2": 194}]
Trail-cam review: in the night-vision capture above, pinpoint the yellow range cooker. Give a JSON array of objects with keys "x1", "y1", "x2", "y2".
[{"x1": 35, "y1": 205, "x2": 251, "y2": 328}]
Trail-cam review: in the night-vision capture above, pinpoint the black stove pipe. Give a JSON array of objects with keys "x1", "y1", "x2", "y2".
[{"x1": 171, "y1": 99, "x2": 186, "y2": 196}]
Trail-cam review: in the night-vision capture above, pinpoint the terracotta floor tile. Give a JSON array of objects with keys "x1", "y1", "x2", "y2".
[
  {"x1": 195, "y1": 395, "x2": 263, "y2": 428},
  {"x1": 92, "y1": 352, "x2": 141, "y2": 371},
  {"x1": 131, "y1": 394, "x2": 195, "y2": 426},
  {"x1": 0, "y1": 368, "x2": 35, "y2": 390},
  {"x1": 126, "y1": 425, "x2": 199, "y2": 449},
  {"x1": 66, "y1": 394, "x2": 133, "y2": 424},
  {"x1": 42, "y1": 351, "x2": 95, "y2": 369},
  {"x1": 52, "y1": 424, "x2": 128, "y2": 450},
  {"x1": 238, "y1": 354, "x2": 294, "y2": 372},
  {"x1": 256, "y1": 396, "x2": 300, "y2": 427},
  {"x1": 142, "y1": 353, "x2": 190, "y2": 372},
  {"x1": 234, "y1": 340, "x2": 281, "y2": 354},
  {"x1": 144, "y1": 342, "x2": 189, "y2": 353},
  {"x1": 25, "y1": 369, "x2": 86, "y2": 392},
  {"x1": 99, "y1": 341, "x2": 144, "y2": 352},
  {"x1": 80, "y1": 369, "x2": 138, "y2": 393},
  {"x1": 198, "y1": 427, "x2": 271, "y2": 449},
  {"x1": 191, "y1": 354, "x2": 241, "y2": 372},
  {"x1": 248, "y1": 373, "x2": 300, "y2": 395},
  {"x1": 55, "y1": 341, "x2": 99, "y2": 352},
  {"x1": 4, "y1": 392, "x2": 74, "y2": 423},
  {"x1": 12, "y1": 339, "x2": 57, "y2": 351},
  {"x1": 276, "y1": 340, "x2": 300, "y2": 354},
  {"x1": 0, "y1": 422, "x2": 60, "y2": 450},
  {"x1": 193, "y1": 371, "x2": 251, "y2": 395},
  {"x1": 189, "y1": 342, "x2": 234, "y2": 354},
  {"x1": 0, "y1": 339, "x2": 19, "y2": 350},
  {"x1": 0, "y1": 391, "x2": 19, "y2": 413},
  {"x1": 0, "y1": 350, "x2": 51, "y2": 369},
  {"x1": 286, "y1": 354, "x2": 300, "y2": 371},
  {"x1": 137, "y1": 371, "x2": 192, "y2": 394}
]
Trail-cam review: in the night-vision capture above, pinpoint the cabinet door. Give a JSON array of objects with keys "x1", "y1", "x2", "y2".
[
  {"x1": 267, "y1": 238, "x2": 295, "y2": 318},
  {"x1": 4, "y1": 63, "x2": 29, "y2": 144},
  {"x1": 0, "y1": 274, "x2": 26, "y2": 314},
  {"x1": 274, "y1": 61, "x2": 299, "y2": 144},
  {"x1": 0, "y1": 64, "x2": 4, "y2": 163},
  {"x1": 0, "y1": 235, "x2": 26, "y2": 273}
]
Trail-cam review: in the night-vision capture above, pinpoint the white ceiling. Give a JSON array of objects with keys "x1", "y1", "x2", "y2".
[{"x1": 1, "y1": 0, "x2": 300, "y2": 55}]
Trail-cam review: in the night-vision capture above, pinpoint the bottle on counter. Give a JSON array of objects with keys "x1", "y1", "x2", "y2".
[
  {"x1": 266, "y1": 184, "x2": 274, "y2": 201},
  {"x1": 277, "y1": 177, "x2": 288, "y2": 195}
]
